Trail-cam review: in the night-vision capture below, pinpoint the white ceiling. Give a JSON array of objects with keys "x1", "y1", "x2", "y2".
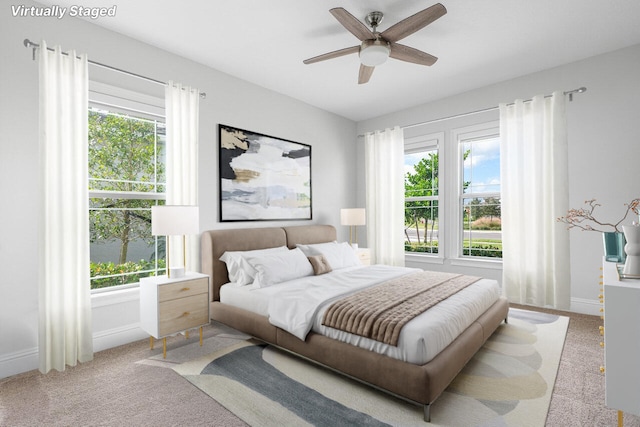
[{"x1": 42, "y1": 0, "x2": 640, "y2": 121}]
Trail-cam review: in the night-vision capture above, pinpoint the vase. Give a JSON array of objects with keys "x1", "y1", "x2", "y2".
[
  {"x1": 623, "y1": 225, "x2": 640, "y2": 275},
  {"x1": 603, "y1": 232, "x2": 626, "y2": 263}
]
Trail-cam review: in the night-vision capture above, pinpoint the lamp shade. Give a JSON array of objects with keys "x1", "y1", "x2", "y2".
[
  {"x1": 151, "y1": 205, "x2": 199, "y2": 236},
  {"x1": 340, "y1": 208, "x2": 366, "y2": 226}
]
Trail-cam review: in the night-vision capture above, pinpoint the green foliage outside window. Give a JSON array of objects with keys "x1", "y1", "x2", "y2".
[
  {"x1": 90, "y1": 259, "x2": 166, "y2": 289},
  {"x1": 404, "y1": 148, "x2": 502, "y2": 258},
  {"x1": 405, "y1": 152, "x2": 439, "y2": 251},
  {"x1": 88, "y1": 109, "x2": 166, "y2": 290}
]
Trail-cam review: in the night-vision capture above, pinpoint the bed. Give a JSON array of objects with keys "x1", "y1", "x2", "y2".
[{"x1": 201, "y1": 224, "x2": 509, "y2": 422}]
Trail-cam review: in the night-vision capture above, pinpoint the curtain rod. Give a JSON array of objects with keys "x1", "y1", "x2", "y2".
[
  {"x1": 23, "y1": 39, "x2": 206, "y2": 99},
  {"x1": 359, "y1": 86, "x2": 587, "y2": 137}
]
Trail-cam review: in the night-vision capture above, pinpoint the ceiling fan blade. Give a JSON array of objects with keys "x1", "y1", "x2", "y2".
[
  {"x1": 381, "y1": 3, "x2": 447, "y2": 42},
  {"x1": 389, "y1": 43, "x2": 438, "y2": 66},
  {"x1": 330, "y1": 7, "x2": 375, "y2": 41},
  {"x1": 303, "y1": 45, "x2": 360, "y2": 64},
  {"x1": 358, "y1": 64, "x2": 375, "y2": 84}
]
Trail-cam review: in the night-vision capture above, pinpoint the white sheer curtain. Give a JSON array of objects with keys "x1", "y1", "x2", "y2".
[
  {"x1": 38, "y1": 41, "x2": 93, "y2": 373},
  {"x1": 364, "y1": 126, "x2": 405, "y2": 266},
  {"x1": 500, "y1": 92, "x2": 571, "y2": 309},
  {"x1": 165, "y1": 81, "x2": 200, "y2": 272}
]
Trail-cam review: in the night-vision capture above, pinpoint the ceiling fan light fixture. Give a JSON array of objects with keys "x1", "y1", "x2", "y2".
[{"x1": 359, "y1": 39, "x2": 390, "y2": 67}]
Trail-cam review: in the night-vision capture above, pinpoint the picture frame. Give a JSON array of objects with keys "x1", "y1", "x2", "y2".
[{"x1": 218, "y1": 124, "x2": 312, "y2": 222}]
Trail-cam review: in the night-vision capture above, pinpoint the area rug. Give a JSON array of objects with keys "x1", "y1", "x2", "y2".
[{"x1": 173, "y1": 309, "x2": 568, "y2": 426}]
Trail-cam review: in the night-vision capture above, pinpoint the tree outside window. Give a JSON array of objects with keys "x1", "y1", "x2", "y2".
[
  {"x1": 404, "y1": 123, "x2": 501, "y2": 261},
  {"x1": 88, "y1": 108, "x2": 166, "y2": 290},
  {"x1": 405, "y1": 150, "x2": 439, "y2": 253}
]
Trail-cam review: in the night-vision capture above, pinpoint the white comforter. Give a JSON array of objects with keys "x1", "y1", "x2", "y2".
[{"x1": 220, "y1": 265, "x2": 501, "y2": 364}]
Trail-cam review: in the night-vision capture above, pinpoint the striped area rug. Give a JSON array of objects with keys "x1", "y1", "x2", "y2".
[{"x1": 173, "y1": 309, "x2": 568, "y2": 426}]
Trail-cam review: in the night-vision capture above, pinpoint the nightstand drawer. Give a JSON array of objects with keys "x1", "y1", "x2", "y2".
[
  {"x1": 356, "y1": 248, "x2": 371, "y2": 265},
  {"x1": 158, "y1": 277, "x2": 208, "y2": 302},
  {"x1": 158, "y1": 293, "x2": 209, "y2": 336}
]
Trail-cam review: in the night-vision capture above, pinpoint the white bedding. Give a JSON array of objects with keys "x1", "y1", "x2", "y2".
[{"x1": 220, "y1": 264, "x2": 501, "y2": 364}]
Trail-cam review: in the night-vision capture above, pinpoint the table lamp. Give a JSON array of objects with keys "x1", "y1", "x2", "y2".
[
  {"x1": 340, "y1": 208, "x2": 366, "y2": 248},
  {"x1": 151, "y1": 205, "x2": 199, "y2": 278}
]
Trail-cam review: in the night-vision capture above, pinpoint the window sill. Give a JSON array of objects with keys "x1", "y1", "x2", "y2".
[
  {"x1": 450, "y1": 257, "x2": 503, "y2": 270},
  {"x1": 405, "y1": 253, "x2": 502, "y2": 270},
  {"x1": 405, "y1": 253, "x2": 445, "y2": 265},
  {"x1": 91, "y1": 286, "x2": 140, "y2": 309}
]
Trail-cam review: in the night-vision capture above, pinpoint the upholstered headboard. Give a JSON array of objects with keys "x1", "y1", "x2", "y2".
[{"x1": 200, "y1": 224, "x2": 337, "y2": 301}]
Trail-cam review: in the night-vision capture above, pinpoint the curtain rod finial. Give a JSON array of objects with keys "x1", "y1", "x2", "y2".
[
  {"x1": 24, "y1": 39, "x2": 38, "y2": 60},
  {"x1": 565, "y1": 86, "x2": 587, "y2": 102}
]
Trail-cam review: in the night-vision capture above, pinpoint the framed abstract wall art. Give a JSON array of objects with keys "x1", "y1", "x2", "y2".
[{"x1": 218, "y1": 124, "x2": 312, "y2": 221}]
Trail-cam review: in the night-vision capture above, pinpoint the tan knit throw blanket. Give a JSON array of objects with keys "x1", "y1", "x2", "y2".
[{"x1": 322, "y1": 271, "x2": 480, "y2": 346}]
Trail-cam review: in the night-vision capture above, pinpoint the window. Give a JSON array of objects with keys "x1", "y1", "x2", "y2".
[
  {"x1": 88, "y1": 84, "x2": 166, "y2": 291},
  {"x1": 403, "y1": 122, "x2": 502, "y2": 263},
  {"x1": 456, "y1": 124, "x2": 502, "y2": 259},
  {"x1": 404, "y1": 133, "x2": 442, "y2": 255}
]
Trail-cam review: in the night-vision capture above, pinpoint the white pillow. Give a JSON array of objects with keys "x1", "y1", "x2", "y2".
[
  {"x1": 296, "y1": 241, "x2": 361, "y2": 270},
  {"x1": 219, "y1": 246, "x2": 288, "y2": 286},
  {"x1": 248, "y1": 248, "x2": 314, "y2": 288}
]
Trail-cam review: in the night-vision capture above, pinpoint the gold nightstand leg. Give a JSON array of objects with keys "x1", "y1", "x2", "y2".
[
  {"x1": 185, "y1": 330, "x2": 189, "y2": 339},
  {"x1": 149, "y1": 336, "x2": 154, "y2": 350},
  {"x1": 199, "y1": 326, "x2": 203, "y2": 346},
  {"x1": 618, "y1": 410, "x2": 623, "y2": 427},
  {"x1": 163, "y1": 338, "x2": 167, "y2": 359}
]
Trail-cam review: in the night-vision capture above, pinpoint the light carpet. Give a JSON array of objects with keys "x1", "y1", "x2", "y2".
[{"x1": 172, "y1": 309, "x2": 568, "y2": 426}]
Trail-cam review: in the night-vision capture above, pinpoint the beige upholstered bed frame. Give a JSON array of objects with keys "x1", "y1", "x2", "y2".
[{"x1": 201, "y1": 224, "x2": 509, "y2": 421}]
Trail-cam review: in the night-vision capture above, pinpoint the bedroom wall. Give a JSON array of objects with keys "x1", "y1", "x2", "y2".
[
  {"x1": 357, "y1": 43, "x2": 640, "y2": 315},
  {"x1": 0, "y1": 2, "x2": 357, "y2": 379}
]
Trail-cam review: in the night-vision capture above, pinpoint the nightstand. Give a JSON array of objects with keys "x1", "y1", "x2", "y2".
[
  {"x1": 140, "y1": 272, "x2": 210, "y2": 358},
  {"x1": 356, "y1": 248, "x2": 371, "y2": 265}
]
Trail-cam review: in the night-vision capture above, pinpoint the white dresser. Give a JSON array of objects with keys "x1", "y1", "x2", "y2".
[
  {"x1": 140, "y1": 272, "x2": 210, "y2": 357},
  {"x1": 603, "y1": 259, "x2": 640, "y2": 421}
]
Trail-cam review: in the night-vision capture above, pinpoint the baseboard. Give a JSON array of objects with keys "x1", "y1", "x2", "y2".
[
  {"x1": 570, "y1": 297, "x2": 602, "y2": 316},
  {"x1": 93, "y1": 323, "x2": 148, "y2": 353},
  {"x1": 0, "y1": 323, "x2": 147, "y2": 380},
  {"x1": 0, "y1": 346, "x2": 39, "y2": 380}
]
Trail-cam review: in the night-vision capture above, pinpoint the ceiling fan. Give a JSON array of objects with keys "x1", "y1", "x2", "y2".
[{"x1": 303, "y1": 3, "x2": 447, "y2": 84}]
